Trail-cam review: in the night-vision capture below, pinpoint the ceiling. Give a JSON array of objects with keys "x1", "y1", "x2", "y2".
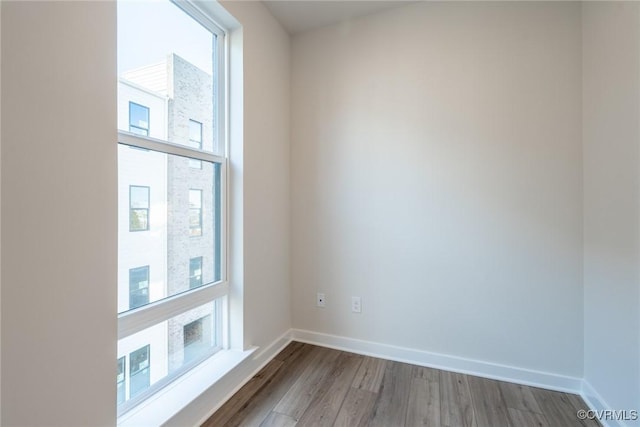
[{"x1": 263, "y1": 1, "x2": 416, "y2": 35}]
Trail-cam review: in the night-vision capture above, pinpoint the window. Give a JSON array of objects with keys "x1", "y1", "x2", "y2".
[
  {"x1": 188, "y1": 120, "x2": 203, "y2": 169},
  {"x1": 129, "y1": 345, "x2": 150, "y2": 399},
  {"x1": 117, "y1": 357, "x2": 126, "y2": 405},
  {"x1": 129, "y1": 186, "x2": 149, "y2": 231},
  {"x1": 129, "y1": 102, "x2": 149, "y2": 136},
  {"x1": 189, "y1": 189, "x2": 202, "y2": 237},
  {"x1": 189, "y1": 257, "x2": 203, "y2": 289},
  {"x1": 129, "y1": 266, "x2": 150, "y2": 309},
  {"x1": 117, "y1": 0, "x2": 227, "y2": 416},
  {"x1": 183, "y1": 315, "x2": 212, "y2": 363}
]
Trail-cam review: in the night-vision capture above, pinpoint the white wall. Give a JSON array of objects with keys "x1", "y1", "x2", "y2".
[
  {"x1": 1, "y1": 1, "x2": 117, "y2": 426},
  {"x1": 582, "y1": 2, "x2": 640, "y2": 424},
  {"x1": 220, "y1": 0, "x2": 292, "y2": 351},
  {"x1": 291, "y1": 2, "x2": 584, "y2": 377}
]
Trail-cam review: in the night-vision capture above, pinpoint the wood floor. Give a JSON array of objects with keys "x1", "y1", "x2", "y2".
[{"x1": 203, "y1": 342, "x2": 599, "y2": 427}]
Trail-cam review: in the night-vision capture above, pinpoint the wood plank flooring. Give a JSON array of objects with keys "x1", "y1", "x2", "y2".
[{"x1": 203, "y1": 342, "x2": 599, "y2": 427}]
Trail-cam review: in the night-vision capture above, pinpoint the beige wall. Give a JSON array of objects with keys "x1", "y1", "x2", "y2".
[
  {"x1": 220, "y1": 0, "x2": 292, "y2": 352},
  {"x1": 1, "y1": 1, "x2": 117, "y2": 425},
  {"x1": 0, "y1": 2, "x2": 3, "y2": 422},
  {"x1": 291, "y1": 1, "x2": 584, "y2": 376},
  {"x1": 582, "y1": 2, "x2": 640, "y2": 422}
]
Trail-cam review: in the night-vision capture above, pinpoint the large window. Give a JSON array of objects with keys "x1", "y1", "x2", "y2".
[
  {"x1": 117, "y1": 0, "x2": 227, "y2": 416},
  {"x1": 129, "y1": 266, "x2": 150, "y2": 309}
]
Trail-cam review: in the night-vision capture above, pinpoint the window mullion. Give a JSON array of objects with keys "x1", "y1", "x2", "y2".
[
  {"x1": 118, "y1": 282, "x2": 228, "y2": 340},
  {"x1": 118, "y1": 131, "x2": 225, "y2": 163}
]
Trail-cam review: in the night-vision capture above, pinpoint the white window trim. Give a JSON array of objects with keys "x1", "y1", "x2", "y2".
[
  {"x1": 119, "y1": 131, "x2": 225, "y2": 165},
  {"x1": 117, "y1": 347, "x2": 256, "y2": 427},
  {"x1": 118, "y1": 281, "x2": 229, "y2": 339}
]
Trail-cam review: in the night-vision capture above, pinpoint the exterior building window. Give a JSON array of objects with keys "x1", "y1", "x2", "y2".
[
  {"x1": 189, "y1": 189, "x2": 202, "y2": 236},
  {"x1": 117, "y1": 357, "x2": 126, "y2": 405},
  {"x1": 183, "y1": 315, "x2": 211, "y2": 363},
  {"x1": 189, "y1": 119, "x2": 202, "y2": 148},
  {"x1": 189, "y1": 257, "x2": 203, "y2": 289},
  {"x1": 129, "y1": 102, "x2": 150, "y2": 136},
  {"x1": 184, "y1": 318, "x2": 203, "y2": 348},
  {"x1": 188, "y1": 119, "x2": 203, "y2": 169},
  {"x1": 129, "y1": 266, "x2": 150, "y2": 309},
  {"x1": 129, "y1": 186, "x2": 150, "y2": 231},
  {"x1": 129, "y1": 345, "x2": 150, "y2": 399}
]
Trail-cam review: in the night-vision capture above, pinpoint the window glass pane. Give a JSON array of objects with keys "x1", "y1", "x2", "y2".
[
  {"x1": 130, "y1": 186, "x2": 149, "y2": 209},
  {"x1": 118, "y1": 145, "x2": 222, "y2": 314},
  {"x1": 117, "y1": 0, "x2": 220, "y2": 154},
  {"x1": 117, "y1": 301, "x2": 219, "y2": 405}
]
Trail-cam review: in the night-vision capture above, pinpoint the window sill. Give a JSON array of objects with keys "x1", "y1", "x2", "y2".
[{"x1": 117, "y1": 347, "x2": 256, "y2": 427}]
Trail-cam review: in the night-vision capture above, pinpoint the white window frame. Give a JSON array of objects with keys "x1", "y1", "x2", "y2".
[
  {"x1": 117, "y1": 0, "x2": 229, "y2": 416},
  {"x1": 128, "y1": 101, "x2": 150, "y2": 136}
]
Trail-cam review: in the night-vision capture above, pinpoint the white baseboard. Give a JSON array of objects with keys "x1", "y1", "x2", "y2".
[
  {"x1": 290, "y1": 328, "x2": 582, "y2": 394},
  {"x1": 161, "y1": 328, "x2": 628, "y2": 427},
  {"x1": 165, "y1": 330, "x2": 293, "y2": 427},
  {"x1": 581, "y1": 380, "x2": 626, "y2": 427}
]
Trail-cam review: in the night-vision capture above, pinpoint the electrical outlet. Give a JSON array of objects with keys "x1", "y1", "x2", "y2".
[
  {"x1": 351, "y1": 296, "x2": 361, "y2": 313},
  {"x1": 317, "y1": 293, "x2": 326, "y2": 307}
]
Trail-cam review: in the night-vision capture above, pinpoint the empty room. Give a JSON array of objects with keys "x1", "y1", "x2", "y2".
[{"x1": 0, "y1": 0, "x2": 638, "y2": 426}]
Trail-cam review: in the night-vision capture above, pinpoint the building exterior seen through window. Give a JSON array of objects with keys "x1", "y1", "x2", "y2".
[{"x1": 117, "y1": 0, "x2": 226, "y2": 414}]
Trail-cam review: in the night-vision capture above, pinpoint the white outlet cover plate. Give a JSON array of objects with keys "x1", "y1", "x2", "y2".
[{"x1": 351, "y1": 296, "x2": 361, "y2": 313}]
